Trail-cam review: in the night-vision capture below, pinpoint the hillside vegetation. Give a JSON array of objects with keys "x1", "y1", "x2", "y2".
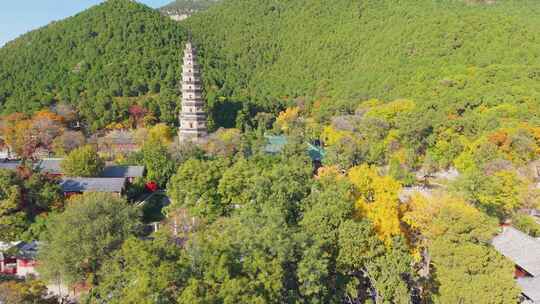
[
  {"x1": 190, "y1": 0, "x2": 540, "y2": 107},
  {"x1": 1, "y1": 1, "x2": 539, "y2": 302},
  {"x1": 0, "y1": 0, "x2": 187, "y2": 130},
  {"x1": 183, "y1": 0, "x2": 540, "y2": 178},
  {"x1": 188, "y1": 0, "x2": 540, "y2": 130}
]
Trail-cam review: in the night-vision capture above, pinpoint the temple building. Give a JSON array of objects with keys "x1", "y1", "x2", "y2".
[
  {"x1": 493, "y1": 226, "x2": 540, "y2": 303},
  {"x1": 178, "y1": 41, "x2": 208, "y2": 143}
]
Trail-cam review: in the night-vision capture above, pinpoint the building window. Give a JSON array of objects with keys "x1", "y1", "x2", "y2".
[{"x1": 189, "y1": 123, "x2": 193, "y2": 128}]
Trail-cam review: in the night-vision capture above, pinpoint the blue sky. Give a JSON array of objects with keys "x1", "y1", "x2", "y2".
[{"x1": 0, "y1": 0, "x2": 171, "y2": 47}]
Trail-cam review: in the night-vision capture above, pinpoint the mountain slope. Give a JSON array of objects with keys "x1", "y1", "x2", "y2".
[
  {"x1": 187, "y1": 0, "x2": 540, "y2": 126},
  {"x1": 0, "y1": 0, "x2": 186, "y2": 130}
]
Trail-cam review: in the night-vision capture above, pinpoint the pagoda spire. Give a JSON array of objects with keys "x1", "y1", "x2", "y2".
[{"x1": 178, "y1": 41, "x2": 207, "y2": 143}]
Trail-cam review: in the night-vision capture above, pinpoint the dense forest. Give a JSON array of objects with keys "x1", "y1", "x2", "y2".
[
  {"x1": 0, "y1": 0, "x2": 186, "y2": 130},
  {"x1": 188, "y1": 0, "x2": 540, "y2": 112},
  {"x1": 1, "y1": 0, "x2": 540, "y2": 302},
  {"x1": 186, "y1": 0, "x2": 540, "y2": 180}
]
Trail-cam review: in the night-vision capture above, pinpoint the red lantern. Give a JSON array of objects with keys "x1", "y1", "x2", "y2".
[{"x1": 145, "y1": 181, "x2": 158, "y2": 192}]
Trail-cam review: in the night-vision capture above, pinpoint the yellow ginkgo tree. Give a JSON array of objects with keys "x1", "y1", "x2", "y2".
[{"x1": 348, "y1": 164, "x2": 404, "y2": 244}]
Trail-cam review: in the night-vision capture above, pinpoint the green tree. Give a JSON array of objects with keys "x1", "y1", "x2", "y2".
[
  {"x1": 297, "y1": 176, "x2": 355, "y2": 303},
  {"x1": 337, "y1": 221, "x2": 412, "y2": 304},
  {"x1": 141, "y1": 139, "x2": 176, "y2": 187},
  {"x1": 250, "y1": 156, "x2": 313, "y2": 226},
  {"x1": 512, "y1": 213, "x2": 540, "y2": 237},
  {"x1": 89, "y1": 236, "x2": 184, "y2": 304},
  {"x1": 167, "y1": 158, "x2": 229, "y2": 220},
  {"x1": 38, "y1": 192, "x2": 141, "y2": 286},
  {"x1": 297, "y1": 174, "x2": 413, "y2": 303},
  {"x1": 424, "y1": 197, "x2": 520, "y2": 303},
  {"x1": 61, "y1": 145, "x2": 105, "y2": 177},
  {"x1": 0, "y1": 170, "x2": 27, "y2": 241},
  {"x1": 453, "y1": 169, "x2": 528, "y2": 218},
  {"x1": 322, "y1": 135, "x2": 363, "y2": 170},
  {"x1": 178, "y1": 203, "x2": 297, "y2": 303},
  {"x1": 0, "y1": 169, "x2": 63, "y2": 241},
  {"x1": 0, "y1": 279, "x2": 58, "y2": 304},
  {"x1": 217, "y1": 157, "x2": 266, "y2": 208}
]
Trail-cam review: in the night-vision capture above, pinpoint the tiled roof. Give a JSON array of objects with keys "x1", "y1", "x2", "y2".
[
  {"x1": 35, "y1": 158, "x2": 63, "y2": 174},
  {"x1": 264, "y1": 135, "x2": 287, "y2": 154},
  {"x1": 0, "y1": 241, "x2": 38, "y2": 260},
  {"x1": 518, "y1": 276, "x2": 540, "y2": 303},
  {"x1": 0, "y1": 159, "x2": 63, "y2": 174},
  {"x1": 492, "y1": 227, "x2": 540, "y2": 277},
  {"x1": 60, "y1": 177, "x2": 126, "y2": 193},
  {"x1": 307, "y1": 143, "x2": 325, "y2": 161},
  {"x1": 101, "y1": 166, "x2": 145, "y2": 178},
  {"x1": 0, "y1": 160, "x2": 21, "y2": 170},
  {"x1": 264, "y1": 135, "x2": 325, "y2": 161},
  {"x1": 15, "y1": 241, "x2": 39, "y2": 259}
]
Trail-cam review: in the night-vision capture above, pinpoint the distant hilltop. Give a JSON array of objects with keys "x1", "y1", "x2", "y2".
[{"x1": 160, "y1": 0, "x2": 220, "y2": 21}]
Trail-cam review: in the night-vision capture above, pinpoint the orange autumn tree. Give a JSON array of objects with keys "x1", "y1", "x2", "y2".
[
  {"x1": 1, "y1": 111, "x2": 65, "y2": 159},
  {"x1": 348, "y1": 164, "x2": 404, "y2": 244},
  {"x1": 1, "y1": 113, "x2": 33, "y2": 158},
  {"x1": 31, "y1": 110, "x2": 65, "y2": 151}
]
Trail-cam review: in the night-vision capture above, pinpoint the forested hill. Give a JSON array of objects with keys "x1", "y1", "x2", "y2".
[
  {"x1": 188, "y1": 0, "x2": 540, "y2": 121},
  {"x1": 0, "y1": 0, "x2": 186, "y2": 130},
  {"x1": 3, "y1": 0, "x2": 540, "y2": 134}
]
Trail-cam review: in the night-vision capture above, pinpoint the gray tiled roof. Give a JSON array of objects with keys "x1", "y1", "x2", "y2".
[
  {"x1": 101, "y1": 166, "x2": 145, "y2": 178},
  {"x1": 0, "y1": 160, "x2": 21, "y2": 170},
  {"x1": 15, "y1": 241, "x2": 39, "y2": 259},
  {"x1": 518, "y1": 276, "x2": 540, "y2": 303},
  {"x1": 35, "y1": 158, "x2": 63, "y2": 174},
  {"x1": 0, "y1": 241, "x2": 38, "y2": 260},
  {"x1": 0, "y1": 159, "x2": 63, "y2": 174},
  {"x1": 60, "y1": 177, "x2": 126, "y2": 193},
  {"x1": 492, "y1": 227, "x2": 540, "y2": 277}
]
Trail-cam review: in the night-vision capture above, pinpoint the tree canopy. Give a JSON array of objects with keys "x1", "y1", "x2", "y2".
[
  {"x1": 0, "y1": 0, "x2": 186, "y2": 130},
  {"x1": 0, "y1": 168, "x2": 63, "y2": 241},
  {"x1": 0, "y1": 0, "x2": 535, "y2": 302},
  {"x1": 61, "y1": 145, "x2": 105, "y2": 177},
  {"x1": 38, "y1": 192, "x2": 141, "y2": 285}
]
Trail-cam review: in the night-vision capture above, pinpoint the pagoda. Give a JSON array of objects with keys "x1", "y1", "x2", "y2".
[{"x1": 178, "y1": 41, "x2": 207, "y2": 143}]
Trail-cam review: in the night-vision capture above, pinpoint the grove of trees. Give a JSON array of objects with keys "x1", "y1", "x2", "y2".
[{"x1": 1, "y1": 0, "x2": 540, "y2": 302}]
